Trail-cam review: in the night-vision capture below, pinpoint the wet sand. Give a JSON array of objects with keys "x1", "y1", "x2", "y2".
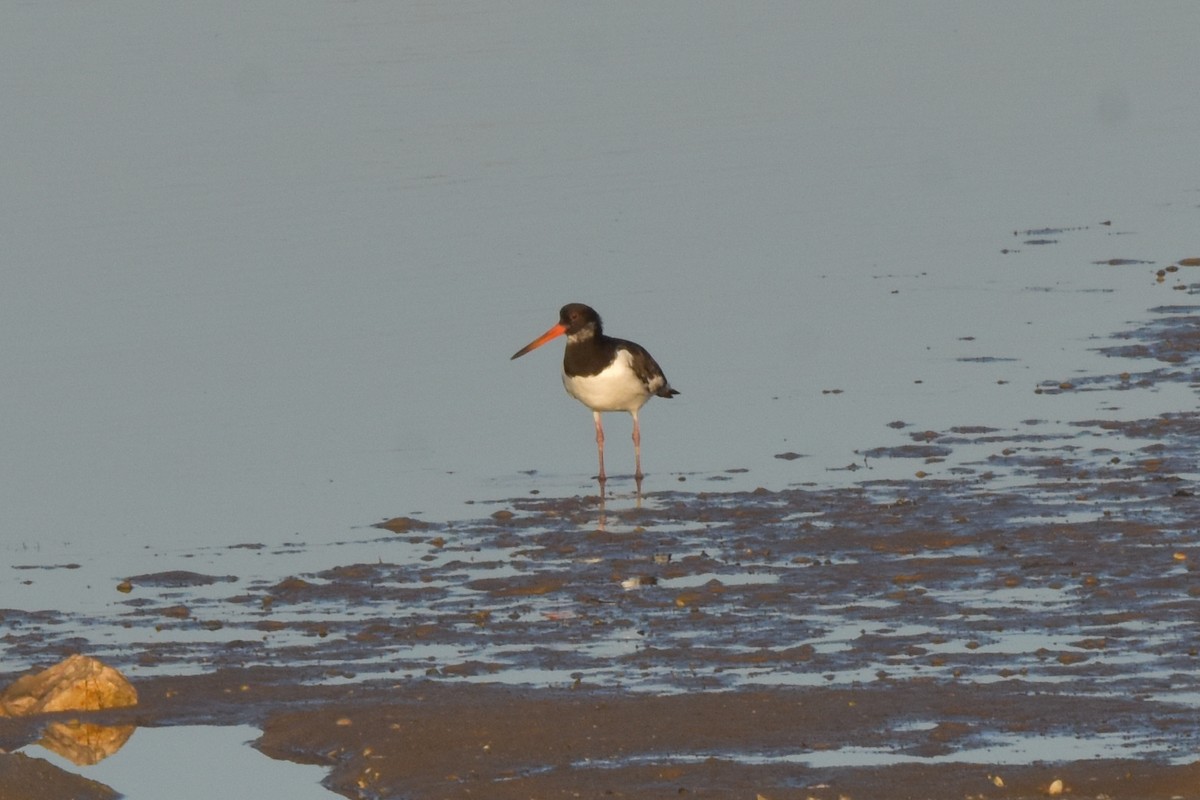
[
  {"x1": 7, "y1": 677, "x2": 1199, "y2": 800},
  {"x1": 4, "y1": 301, "x2": 1200, "y2": 798}
]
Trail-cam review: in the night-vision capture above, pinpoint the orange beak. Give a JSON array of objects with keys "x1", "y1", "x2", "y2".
[{"x1": 510, "y1": 322, "x2": 567, "y2": 360}]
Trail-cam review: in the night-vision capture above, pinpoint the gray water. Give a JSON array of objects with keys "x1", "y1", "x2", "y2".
[
  {"x1": 3, "y1": 2, "x2": 1200, "y2": 796},
  {"x1": 22, "y1": 725, "x2": 336, "y2": 799}
]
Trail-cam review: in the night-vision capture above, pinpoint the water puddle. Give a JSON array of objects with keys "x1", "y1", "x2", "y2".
[
  {"x1": 19, "y1": 724, "x2": 335, "y2": 800},
  {"x1": 577, "y1": 728, "x2": 1182, "y2": 771}
]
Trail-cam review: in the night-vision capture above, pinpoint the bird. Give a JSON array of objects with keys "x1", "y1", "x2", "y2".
[{"x1": 511, "y1": 303, "x2": 679, "y2": 484}]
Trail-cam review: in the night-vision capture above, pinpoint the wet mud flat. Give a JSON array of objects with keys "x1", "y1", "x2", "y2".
[{"x1": 5, "y1": 305, "x2": 1200, "y2": 799}]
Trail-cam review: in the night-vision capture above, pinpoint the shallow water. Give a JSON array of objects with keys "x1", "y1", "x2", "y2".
[
  {"x1": 3, "y1": 3, "x2": 1200, "y2": 557},
  {"x1": 20, "y1": 725, "x2": 335, "y2": 800},
  {"x1": 4, "y1": 3, "x2": 1200, "y2": 798}
]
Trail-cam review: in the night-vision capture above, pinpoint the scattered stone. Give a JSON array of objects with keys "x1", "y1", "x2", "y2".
[
  {"x1": 374, "y1": 516, "x2": 433, "y2": 533},
  {"x1": 161, "y1": 605, "x2": 191, "y2": 619}
]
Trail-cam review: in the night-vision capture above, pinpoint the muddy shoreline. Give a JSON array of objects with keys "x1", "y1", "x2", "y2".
[
  {"x1": 3, "y1": 673, "x2": 1199, "y2": 799},
  {"x1": 4, "y1": 302, "x2": 1200, "y2": 798}
]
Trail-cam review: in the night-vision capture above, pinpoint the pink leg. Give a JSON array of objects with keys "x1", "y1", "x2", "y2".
[
  {"x1": 631, "y1": 409, "x2": 643, "y2": 479},
  {"x1": 593, "y1": 411, "x2": 606, "y2": 483}
]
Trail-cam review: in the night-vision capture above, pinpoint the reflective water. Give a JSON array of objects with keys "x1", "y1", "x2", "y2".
[
  {"x1": 21, "y1": 725, "x2": 335, "y2": 799},
  {"x1": 586, "y1": 727, "x2": 1179, "y2": 768},
  {"x1": 4, "y1": 1, "x2": 1200, "y2": 795},
  {"x1": 4, "y1": 3, "x2": 1199, "y2": 560}
]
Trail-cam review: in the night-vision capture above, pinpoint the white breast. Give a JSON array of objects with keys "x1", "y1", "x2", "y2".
[{"x1": 561, "y1": 349, "x2": 652, "y2": 413}]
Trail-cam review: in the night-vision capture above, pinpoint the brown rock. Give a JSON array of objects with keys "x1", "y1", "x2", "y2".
[
  {"x1": 0, "y1": 654, "x2": 137, "y2": 717},
  {"x1": 374, "y1": 515, "x2": 433, "y2": 533}
]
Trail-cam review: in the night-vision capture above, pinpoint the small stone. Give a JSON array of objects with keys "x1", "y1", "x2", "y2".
[{"x1": 374, "y1": 516, "x2": 433, "y2": 533}]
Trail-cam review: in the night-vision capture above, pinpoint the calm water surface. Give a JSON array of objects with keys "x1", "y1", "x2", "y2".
[
  {"x1": 2, "y1": 2, "x2": 1200, "y2": 794},
  {"x1": 4, "y1": 0, "x2": 1199, "y2": 661}
]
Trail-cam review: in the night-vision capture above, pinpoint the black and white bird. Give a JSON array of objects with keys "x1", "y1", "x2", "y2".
[{"x1": 511, "y1": 303, "x2": 679, "y2": 483}]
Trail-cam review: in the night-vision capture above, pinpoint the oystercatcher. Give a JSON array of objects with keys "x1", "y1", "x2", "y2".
[{"x1": 511, "y1": 303, "x2": 679, "y2": 483}]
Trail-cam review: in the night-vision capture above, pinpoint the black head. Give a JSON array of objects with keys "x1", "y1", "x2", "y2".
[
  {"x1": 511, "y1": 303, "x2": 604, "y2": 360},
  {"x1": 559, "y1": 303, "x2": 602, "y2": 338}
]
